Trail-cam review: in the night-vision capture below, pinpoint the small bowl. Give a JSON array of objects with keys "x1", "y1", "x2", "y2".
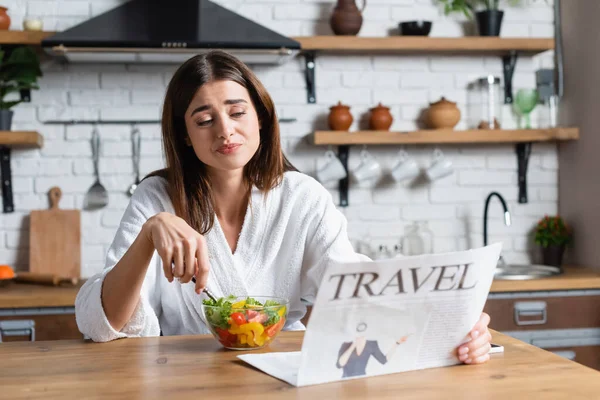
[
  {"x1": 201, "y1": 296, "x2": 289, "y2": 350},
  {"x1": 399, "y1": 21, "x2": 432, "y2": 36}
]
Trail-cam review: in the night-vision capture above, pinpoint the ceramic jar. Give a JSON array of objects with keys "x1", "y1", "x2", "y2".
[
  {"x1": 23, "y1": 17, "x2": 43, "y2": 31},
  {"x1": 330, "y1": 0, "x2": 366, "y2": 36},
  {"x1": 328, "y1": 102, "x2": 353, "y2": 131},
  {"x1": 425, "y1": 97, "x2": 461, "y2": 129},
  {"x1": 369, "y1": 103, "x2": 393, "y2": 130},
  {"x1": 0, "y1": 7, "x2": 11, "y2": 30}
]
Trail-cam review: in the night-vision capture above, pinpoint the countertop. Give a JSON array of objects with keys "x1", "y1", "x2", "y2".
[
  {"x1": 490, "y1": 265, "x2": 600, "y2": 293},
  {"x1": 1, "y1": 265, "x2": 599, "y2": 309},
  {"x1": 1, "y1": 331, "x2": 599, "y2": 399},
  {"x1": 0, "y1": 281, "x2": 82, "y2": 309}
]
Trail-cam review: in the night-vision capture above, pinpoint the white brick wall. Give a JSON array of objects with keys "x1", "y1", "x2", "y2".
[{"x1": 0, "y1": 0, "x2": 557, "y2": 275}]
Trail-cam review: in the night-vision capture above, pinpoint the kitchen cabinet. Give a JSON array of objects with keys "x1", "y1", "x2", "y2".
[
  {"x1": 0, "y1": 310, "x2": 81, "y2": 342},
  {"x1": 484, "y1": 289, "x2": 600, "y2": 371},
  {"x1": 0, "y1": 282, "x2": 81, "y2": 342}
]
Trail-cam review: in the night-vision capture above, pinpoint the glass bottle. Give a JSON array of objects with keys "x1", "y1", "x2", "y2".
[
  {"x1": 417, "y1": 221, "x2": 434, "y2": 254},
  {"x1": 401, "y1": 223, "x2": 424, "y2": 256}
]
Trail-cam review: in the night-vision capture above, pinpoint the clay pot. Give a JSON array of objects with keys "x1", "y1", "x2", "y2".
[
  {"x1": 369, "y1": 103, "x2": 393, "y2": 131},
  {"x1": 0, "y1": 7, "x2": 11, "y2": 31},
  {"x1": 425, "y1": 97, "x2": 461, "y2": 130},
  {"x1": 328, "y1": 101, "x2": 353, "y2": 131},
  {"x1": 330, "y1": 0, "x2": 366, "y2": 36}
]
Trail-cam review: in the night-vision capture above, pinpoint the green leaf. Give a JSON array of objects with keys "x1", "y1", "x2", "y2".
[
  {"x1": 0, "y1": 100, "x2": 22, "y2": 109},
  {"x1": 245, "y1": 297, "x2": 263, "y2": 307}
]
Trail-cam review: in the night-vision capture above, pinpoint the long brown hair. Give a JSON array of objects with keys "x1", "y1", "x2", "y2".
[{"x1": 151, "y1": 50, "x2": 296, "y2": 234}]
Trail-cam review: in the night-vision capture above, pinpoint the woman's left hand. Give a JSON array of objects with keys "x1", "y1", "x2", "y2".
[{"x1": 457, "y1": 312, "x2": 492, "y2": 365}]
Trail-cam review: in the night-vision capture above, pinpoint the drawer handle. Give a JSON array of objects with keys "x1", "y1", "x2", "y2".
[
  {"x1": 0, "y1": 319, "x2": 36, "y2": 342},
  {"x1": 514, "y1": 301, "x2": 547, "y2": 326},
  {"x1": 550, "y1": 350, "x2": 576, "y2": 360}
]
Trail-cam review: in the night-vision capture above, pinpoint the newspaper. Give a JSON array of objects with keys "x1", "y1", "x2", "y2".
[{"x1": 238, "y1": 243, "x2": 502, "y2": 387}]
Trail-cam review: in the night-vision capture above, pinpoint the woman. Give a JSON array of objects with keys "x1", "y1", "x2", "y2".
[{"x1": 75, "y1": 50, "x2": 492, "y2": 365}]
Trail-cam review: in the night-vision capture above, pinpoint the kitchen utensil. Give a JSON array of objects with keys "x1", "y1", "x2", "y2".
[
  {"x1": 191, "y1": 276, "x2": 217, "y2": 301},
  {"x1": 399, "y1": 20, "x2": 432, "y2": 36},
  {"x1": 29, "y1": 187, "x2": 81, "y2": 279},
  {"x1": 84, "y1": 125, "x2": 109, "y2": 210},
  {"x1": 127, "y1": 125, "x2": 141, "y2": 196},
  {"x1": 15, "y1": 272, "x2": 79, "y2": 286}
]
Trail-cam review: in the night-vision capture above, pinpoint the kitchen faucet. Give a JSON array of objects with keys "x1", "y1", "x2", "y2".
[{"x1": 483, "y1": 191, "x2": 511, "y2": 247}]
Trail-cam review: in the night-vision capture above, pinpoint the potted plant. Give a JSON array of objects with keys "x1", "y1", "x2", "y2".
[
  {"x1": 0, "y1": 46, "x2": 43, "y2": 130},
  {"x1": 534, "y1": 215, "x2": 572, "y2": 269},
  {"x1": 436, "y1": 0, "x2": 525, "y2": 36}
]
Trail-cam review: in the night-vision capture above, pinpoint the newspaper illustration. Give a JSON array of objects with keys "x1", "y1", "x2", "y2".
[{"x1": 238, "y1": 243, "x2": 502, "y2": 387}]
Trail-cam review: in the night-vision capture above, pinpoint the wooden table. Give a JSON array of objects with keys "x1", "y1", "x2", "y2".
[{"x1": 1, "y1": 331, "x2": 600, "y2": 399}]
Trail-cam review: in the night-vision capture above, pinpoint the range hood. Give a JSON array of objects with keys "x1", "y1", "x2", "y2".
[{"x1": 41, "y1": 0, "x2": 301, "y2": 64}]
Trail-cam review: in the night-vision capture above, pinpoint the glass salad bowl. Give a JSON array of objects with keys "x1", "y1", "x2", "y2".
[{"x1": 201, "y1": 295, "x2": 289, "y2": 350}]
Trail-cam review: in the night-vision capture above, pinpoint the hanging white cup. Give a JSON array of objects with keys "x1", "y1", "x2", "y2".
[
  {"x1": 391, "y1": 149, "x2": 420, "y2": 182},
  {"x1": 352, "y1": 149, "x2": 381, "y2": 182},
  {"x1": 425, "y1": 148, "x2": 453, "y2": 181},
  {"x1": 316, "y1": 150, "x2": 347, "y2": 183}
]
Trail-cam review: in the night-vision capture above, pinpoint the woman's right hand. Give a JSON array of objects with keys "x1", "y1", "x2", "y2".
[{"x1": 143, "y1": 212, "x2": 210, "y2": 294}]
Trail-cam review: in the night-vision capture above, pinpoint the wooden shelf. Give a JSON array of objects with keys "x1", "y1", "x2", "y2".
[
  {"x1": 0, "y1": 31, "x2": 55, "y2": 45},
  {"x1": 0, "y1": 131, "x2": 43, "y2": 148},
  {"x1": 314, "y1": 128, "x2": 579, "y2": 146},
  {"x1": 292, "y1": 36, "x2": 554, "y2": 55}
]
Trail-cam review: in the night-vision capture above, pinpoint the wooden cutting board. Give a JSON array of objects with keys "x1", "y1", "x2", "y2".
[{"x1": 29, "y1": 187, "x2": 81, "y2": 278}]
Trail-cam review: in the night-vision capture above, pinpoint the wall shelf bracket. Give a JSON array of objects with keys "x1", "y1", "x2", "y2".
[
  {"x1": 304, "y1": 51, "x2": 316, "y2": 104},
  {"x1": 338, "y1": 145, "x2": 350, "y2": 207},
  {"x1": 0, "y1": 146, "x2": 14, "y2": 213},
  {"x1": 503, "y1": 50, "x2": 518, "y2": 104},
  {"x1": 516, "y1": 142, "x2": 532, "y2": 204}
]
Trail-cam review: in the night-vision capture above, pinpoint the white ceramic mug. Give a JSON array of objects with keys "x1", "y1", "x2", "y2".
[
  {"x1": 425, "y1": 148, "x2": 453, "y2": 181},
  {"x1": 352, "y1": 149, "x2": 381, "y2": 182},
  {"x1": 316, "y1": 150, "x2": 347, "y2": 183},
  {"x1": 391, "y1": 150, "x2": 420, "y2": 182}
]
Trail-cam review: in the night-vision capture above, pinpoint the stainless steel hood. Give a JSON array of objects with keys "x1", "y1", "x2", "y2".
[{"x1": 41, "y1": 0, "x2": 301, "y2": 64}]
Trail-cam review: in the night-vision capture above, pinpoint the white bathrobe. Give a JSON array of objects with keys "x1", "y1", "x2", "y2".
[{"x1": 75, "y1": 171, "x2": 369, "y2": 342}]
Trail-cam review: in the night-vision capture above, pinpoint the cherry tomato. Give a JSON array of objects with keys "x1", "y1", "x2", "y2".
[{"x1": 230, "y1": 312, "x2": 247, "y2": 325}]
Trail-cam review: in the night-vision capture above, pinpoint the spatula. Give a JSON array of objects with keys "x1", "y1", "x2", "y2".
[{"x1": 84, "y1": 125, "x2": 109, "y2": 210}]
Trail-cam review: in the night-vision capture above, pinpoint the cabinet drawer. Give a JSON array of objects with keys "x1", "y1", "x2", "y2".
[
  {"x1": 544, "y1": 346, "x2": 600, "y2": 371},
  {"x1": 484, "y1": 295, "x2": 600, "y2": 331},
  {"x1": 0, "y1": 313, "x2": 82, "y2": 342}
]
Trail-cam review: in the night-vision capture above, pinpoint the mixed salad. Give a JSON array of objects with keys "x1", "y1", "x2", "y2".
[{"x1": 202, "y1": 295, "x2": 287, "y2": 349}]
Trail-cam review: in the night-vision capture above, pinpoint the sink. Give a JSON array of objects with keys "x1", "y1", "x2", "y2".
[{"x1": 494, "y1": 264, "x2": 562, "y2": 280}]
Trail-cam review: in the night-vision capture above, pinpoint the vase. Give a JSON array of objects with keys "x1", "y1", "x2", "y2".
[
  {"x1": 328, "y1": 102, "x2": 353, "y2": 131},
  {"x1": 542, "y1": 244, "x2": 565, "y2": 269},
  {"x1": 369, "y1": 103, "x2": 393, "y2": 130},
  {"x1": 0, "y1": 7, "x2": 11, "y2": 31},
  {"x1": 0, "y1": 110, "x2": 13, "y2": 130},
  {"x1": 330, "y1": 0, "x2": 366, "y2": 36},
  {"x1": 476, "y1": 10, "x2": 504, "y2": 37},
  {"x1": 425, "y1": 97, "x2": 461, "y2": 129}
]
